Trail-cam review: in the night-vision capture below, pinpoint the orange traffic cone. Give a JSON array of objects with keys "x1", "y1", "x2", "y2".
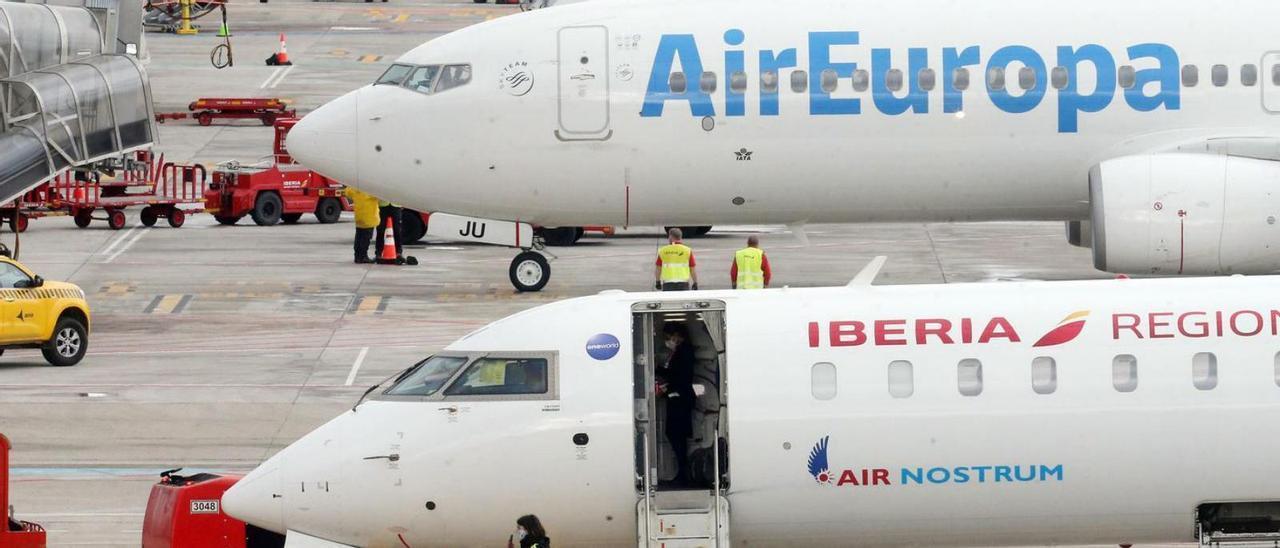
[
  {"x1": 377, "y1": 217, "x2": 398, "y2": 264},
  {"x1": 277, "y1": 33, "x2": 291, "y2": 65}
]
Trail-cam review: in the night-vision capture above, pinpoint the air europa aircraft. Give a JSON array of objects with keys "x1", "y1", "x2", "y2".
[
  {"x1": 287, "y1": 0, "x2": 1280, "y2": 291},
  {"x1": 222, "y1": 270, "x2": 1280, "y2": 547}
]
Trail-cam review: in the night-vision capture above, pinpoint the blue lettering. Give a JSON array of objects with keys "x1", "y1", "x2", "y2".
[
  {"x1": 973, "y1": 465, "x2": 992, "y2": 482},
  {"x1": 1014, "y1": 465, "x2": 1038, "y2": 482},
  {"x1": 641, "y1": 34, "x2": 714, "y2": 118},
  {"x1": 942, "y1": 46, "x2": 980, "y2": 113},
  {"x1": 901, "y1": 467, "x2": 924, "y2": 485},
  {"x1": 926, "y1": 467, "x2": 950, "y2": 484},
  {"x1": 994, "y1": 465, "x2": 1012, "y2": 482},
  {"x1": 725, "y1": 29, "x2": 746, "y2": 117},
  {"x1": 1040, "y1": 464, "x2": 1064, "y2": 481},
  {"x1": 1125, "y1": 43, "x2": 1180, "y2": 112},
  {"x1": 986, "y1": 46, "x2": 1047, "y2": 114},
  {"x1": 1056, "y1": 44, "x2": 1116, "y2": 133},
  {"x1": 808, "y1": 31, "x2": 861, "y2": 115},
  {"x1": 953, "y1": 467, "x2": 971, "y2": 484},
  {"x1": 872, "y1": 47, "x2": 930, "y2": 115},
  {"x1": 759, "y1": 48, "x2": 797, "y2": 116}
]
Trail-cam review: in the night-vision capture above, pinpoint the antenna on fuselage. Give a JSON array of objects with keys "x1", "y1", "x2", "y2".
[{"x1": 848, "y1": 256, "x2": 888, "y2": 287}]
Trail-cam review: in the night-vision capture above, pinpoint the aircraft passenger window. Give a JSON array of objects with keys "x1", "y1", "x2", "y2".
[
  {"x1": 811, "y1": 362, "x2": 836, "y2": 401},
  {"x1": 1213, "y1": 64, "x2": 1229, "y2": 87},
  {"x1": 1182, "y1": 65, "x2": 1199, "y2": 87},
  {"x1": 375, "y1": 63, "x2": 414, "y2": 86},
  {"x1": 1274, "y1": 352, "x2": 1280, "y2": 387},
  {"x1": 434, "y1": 64, "x2": 472, "y2": 93},
  {"x1": 1192, "y1": 353, "x2": 1218, "y2": 391},
  {"x1": 1050, "y1": 67, "x2": 1068, "y2": 90},
  {"x1": 1118, "y1": 66, "x2": 1136, "y2": 89},
  {"x1": 700, "y1": 71, "x2": 718, "y2": 94},
  {"x1": 918, "y1": 68, "x2": 936, "y2": 91},
  {"x1": 886, "y1": 69, "x2": 903, "y2": 92},
  {"x1": 760, "y1": 70, "x2": 779, "y2": 93},
  {"x1": 1018, "y1": 67, "x2": 1037, "y2": 90},
  {"x1": 1032, "y1": 357, "x2": 1057, "y2": 395},
  {"x1": 405, "y1": 65, "x2": 442, "y2": 94},
  {"x1": 445, "y1": 357, "x2": 549, "y2": 396},
  {"x1": 1112, "y1": 355, "x2": 1138, "y2": 393},
  {"x1": 953, "y1": 68, "x2": 970, "y2": 91},
  {"x1": 383, "y1": 355, "x2": 469, "y2": 396},
  {"x1": 986, "y1": 67, "x2": 1005, "y2": 91},
  {"x1": 730, "y1": 71, "x2": 748, "y2": 94},
  {"x1": 791, "y1": 70, "x2": 808, "y2": 93},
  {"x1": 820, "y1": 69, "x2": 838, "y2": 93},
  {"x1": 669, "y1": 72, "x2": 687, "y2": 93},
  {"x1": 957, "y1": 359, "x2": 983, "y2": 397},
  {"x1": 1273, "y1": 65, "x2": 1280, "y2": 86},
  {"x1": 1241, "y1": 64, "x2": 1259, "y2": 87},
  {"x1": 887, "y1": 360, "x2": 913, "y2": 399},
  {"x1": 851, "y1": 69, "x2": 869, "y2": 92}
]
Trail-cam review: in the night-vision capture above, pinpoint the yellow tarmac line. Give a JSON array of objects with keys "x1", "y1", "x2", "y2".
[
  {"x1": 393, "y1": 13, "x2": 409, "y2": 23},
  {"x1": 144, "y1": 294, "x2": 192, "y2": 315}
]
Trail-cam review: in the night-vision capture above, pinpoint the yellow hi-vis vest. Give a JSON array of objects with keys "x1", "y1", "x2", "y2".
[
  {"x1": 735, "y1": 247, "x2": 765, "y2": 289},
  {"x1": 658, "y1": 243, "x2": 693, "y2": 283}
]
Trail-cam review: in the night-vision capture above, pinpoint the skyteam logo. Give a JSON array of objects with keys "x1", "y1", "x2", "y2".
[
  {"x1": 641, "y1": 30, "x2": 1181, "y2": 133},
  {"x1": 585, "y1": 333, "x2": 621, "y2": 360},
  {"x1": 805, "y1": 437, "x2": 1065, "y2": 488}
]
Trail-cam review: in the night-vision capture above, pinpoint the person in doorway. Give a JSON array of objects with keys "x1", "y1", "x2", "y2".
[
  {"x1": 657, "y1": 322, "x2": 697, "y2": 487},
  {"x1": 343, "y1": 187, "x2": 380, "y2": 264},
  {"x1": 375, "y1": 199, "x2": 405, "y2": 264},
  {"x1": 507, "y1": 514, "x2": 551, "y2": 548},
  {"x1": 730, "y1": 235, "x2": 772, "y2": 289},
  {"x1": 654, "y1": 228, "x2": 698, "y2": 291}
]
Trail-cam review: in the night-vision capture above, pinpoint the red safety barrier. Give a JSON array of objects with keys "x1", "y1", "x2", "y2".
[{"x1": 0, "y1": 434, "x2": 47, "y2": 548}]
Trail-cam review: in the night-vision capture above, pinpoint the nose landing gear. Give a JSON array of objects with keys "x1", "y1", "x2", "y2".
[{"x1": 510, "y1": 250, "x2": 551, "y2": 293}]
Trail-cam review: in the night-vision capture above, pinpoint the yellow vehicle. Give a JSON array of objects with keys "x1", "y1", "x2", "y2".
[{"x1": 0, "y1": 250, "x2": 90, "y2": 366}]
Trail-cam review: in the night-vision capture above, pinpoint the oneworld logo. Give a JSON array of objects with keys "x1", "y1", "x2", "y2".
[
  {"x1": 807, "y1": 436, "x2": 1064, "y2": 488},
  {"x1": 585, "y1": 333, "x2": 621, "y2": 360}
]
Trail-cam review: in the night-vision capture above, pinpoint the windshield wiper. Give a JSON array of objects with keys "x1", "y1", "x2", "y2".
[{"x1": 352, "y1": 370, "x2": 404, "y2": 412}]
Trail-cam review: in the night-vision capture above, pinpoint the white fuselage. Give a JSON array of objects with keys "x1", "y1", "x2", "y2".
[
  {"x1": 224, "y1": 276, "x2": 1280, "y2": 547},
  {"x1": 288, "y1": 0, "x2": 1280, "y2": 227}
]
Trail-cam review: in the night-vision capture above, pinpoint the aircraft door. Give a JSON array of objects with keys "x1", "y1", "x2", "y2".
[
  {"x1": 556, "y1": 26, "x2": 612, "y2": 140},
  {"x1": 1263, "y1": 53, "x2": 1280, "y2": 112}
]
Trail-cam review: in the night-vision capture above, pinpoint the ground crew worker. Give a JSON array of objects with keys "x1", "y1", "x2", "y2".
[
  {"x1": 375, "y1": 199, "x2": 405, "y2": 264},
  {"x1": 654, "y1": 228, "x2": 698, "y2": 291},
  {"x1": 730, "y1": 235, "x2": 772, "y2": 289},
  {"x1": 343, "y1": 187, "x2": 380, "y2": 264}
]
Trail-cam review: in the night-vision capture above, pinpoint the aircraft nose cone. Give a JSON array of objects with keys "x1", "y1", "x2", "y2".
[
  {"x1": 222, "y1": 464, "x2": 284, "y2": 534},
  {"x1": 288, "y1": 89, "x2": 359, "y2": 185}
]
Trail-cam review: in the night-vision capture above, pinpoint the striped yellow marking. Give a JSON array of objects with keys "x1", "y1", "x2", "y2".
[
  {"x1": 355, "y1": 296, "x2": 382, "y2": 315},
  {"x1": 392, "y1": 13, "x2": 409, "y2": 23},
  {"x1": 154, "y1": 295, "x2": 184, "y2": 314},
  {"x1": 357, "y1": 55, "x2": 384, "y2": 64}
]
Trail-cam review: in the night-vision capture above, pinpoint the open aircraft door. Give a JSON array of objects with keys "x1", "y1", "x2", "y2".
[
  {"x1": 1263, "y1": 53, "x2": 1280, "y2": 112},
  {"x1": 556, "y1": 26, "x2": 612, "y2": 141}
]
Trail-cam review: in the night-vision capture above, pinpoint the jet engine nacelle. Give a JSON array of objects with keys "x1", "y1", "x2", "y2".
[{"x1": 1090, "y1": 153, "x2": 1280, "y2": 275}]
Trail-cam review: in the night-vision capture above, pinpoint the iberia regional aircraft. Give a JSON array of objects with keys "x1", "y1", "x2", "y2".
[
  {"x1": 286, "y1": 0, "x2": 1280, "y2": 291},
  {"x1": 222, "y1": 270, "x2": 1280, "y2": 547}
]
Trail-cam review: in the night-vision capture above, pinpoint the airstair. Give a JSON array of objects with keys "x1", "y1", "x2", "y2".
[{"x1": 636, "y1": 431, "x2": 729, "y2": 547}]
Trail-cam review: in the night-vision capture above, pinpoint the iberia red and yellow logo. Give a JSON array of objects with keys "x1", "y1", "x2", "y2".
[{"x1": 1032, "y1": 311, "x2": 1089, "y2": 348}]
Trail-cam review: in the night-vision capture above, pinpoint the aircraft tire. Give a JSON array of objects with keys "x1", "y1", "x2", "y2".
[
  {"x1": 509, "y1": 251, "x2": 550, "y2": 292},
  {"x1": 540, "y1": 227, "x2": 579, "y2": 247},
  {"x1": 401, "y1": 210, "x2": 426, "y2": 243}
]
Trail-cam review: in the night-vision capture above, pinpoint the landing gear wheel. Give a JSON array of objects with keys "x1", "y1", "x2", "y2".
[
  {"x1": 400, "y1": 210, "x2": 426, "y2": 243},
  {"x1": 314, "y1": 198, "x2": 341, "y2": 224},
  {"x1": 9, "y1": 214, "x2": 27, "y2": 233},
  {"x1": 140, "y1": 206, "x2": 158, "y2": 227},
  {"x1": 693, "y1": 226, "x2": 713, "y2": 237},
  {"x1": 167, "y1": 208, "x2": 186, "y2": 228},
  {"x1": 74, "y1": 209, "x2": 93, "y2": 228},
  {"x1": 281, "y1": 213, "x2": 303, "y2": 224},
  {"x1": 107, "y1": 209, "x2": 127, "y2": 230},
  {"x1": 42, "y1": 318, "x2": 87, "y2": 367},
  {"x1": 666, "y1": 226, "x2": 712, "y2": 238},
  {"x1": 509, "y1": 251, "x2": 550, "y2": 293},
  {"x1": 251, "y1": 192, "x2": 283, "y2": 226},
  {"x1": 215, "y1": 215, "x2": 240, "y2": 226},
  {"x1": 540, "y1": 227, "x2": 582, "y2": 247}
]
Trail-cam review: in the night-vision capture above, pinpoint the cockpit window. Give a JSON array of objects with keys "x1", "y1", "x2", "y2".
[
  {"x1": 445, "y1": 357, "x2": 548, "y2": 396},
  {"x1": 384, "y1": 355, "x2": 468, "y2": 396},
  {"x1": 435, "y1": 64, "x2": 472, "y2": 93},
  {"x1": 405, "y1": 65, "x2": 441, "y2": 94},
  {"x1": 375, "y1": 64, "x2": 414, "y2": 86}
]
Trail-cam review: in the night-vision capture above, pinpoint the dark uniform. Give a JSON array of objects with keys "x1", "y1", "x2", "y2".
[{"x1": 659, "y1": 339, "x2": 697, "y2": 486}]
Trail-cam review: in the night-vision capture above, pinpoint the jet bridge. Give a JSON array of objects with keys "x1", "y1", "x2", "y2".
[{"x1": 0, "y1": 1, "x2": 106, "y2": 77}]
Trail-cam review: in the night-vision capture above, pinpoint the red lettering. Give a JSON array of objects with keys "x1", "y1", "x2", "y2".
[
  {"x1": 961, "y1": 318, "x2": 973, "y2": 344},
  {"x1": 808, "y1": 322, "x2": 820, "y2": 347},
  {"x1": 915, "y1": 319, "x2": 954, "y2": 345},
  {"x1": 1113, "y1": 313, "x2": 1142, "y2": 339},
  {"x1": 1273, "y1": 310, "x2": 1280, "y2": 336},
  {"x1": 1231, "y1": 310, "x2": 1264, "y2": 336},
  {"x1": 1148, "y1": 312, "x2": 1175, "y2": 339},
  {"x1": 872, "y1": 468, "x2": 891, "y2": 486},
  {"x1": 1179, "y1": 312, "x2": 1209, "y2": 338},
  {"x1": 875, "y1": 319, "x2": 908, "y2": 346},
  {"x1": 837, "y1": 469, "x2": 859, "y2": 486},
  {"x1": 1216, "y1": 311, "x2": 1224, "y2": 337},
  {"x1": 978, "y1": 317, "x2": 1021, "y2": 343},
  {"x1": 830, "y1": 321, "x2": 866, "y2": 347}
]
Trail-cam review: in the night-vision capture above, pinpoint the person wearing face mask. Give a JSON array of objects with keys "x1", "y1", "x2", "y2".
[
  {"x1": 507, "y1": 514, "x2": 550, "y2": 548},
  {"x1": 656, "y1": 322, "x2": 697, "y2": 487}
]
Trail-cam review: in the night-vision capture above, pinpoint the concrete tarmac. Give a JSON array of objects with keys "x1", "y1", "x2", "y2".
[{"x1": 0, "y1": 0, "x2": 1166, "y2": 546}]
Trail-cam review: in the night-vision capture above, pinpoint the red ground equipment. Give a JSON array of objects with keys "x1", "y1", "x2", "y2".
[
  {"x1": 205, "y1": 118, "x2": 349, "y2": 226},
  {"x1": 141, "y1": 469, "x2": 282, "y2": 548},
  {"x1": 155, "y1": 98, "x2": 296, "y2": 127},
  {"x1": 50, "y1": 152, "x2": 207, "y2": 230},
  {"x1": 1, "y1": 434, "x2": 47, "y2": 548},
  {"x1": 0, "y1": 184, "x2": 66, "y2": 233}
]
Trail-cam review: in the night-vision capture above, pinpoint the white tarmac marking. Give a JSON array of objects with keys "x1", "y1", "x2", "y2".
[
  {"x1": 100, "y1": 224, "x2": 147, "y2": 263},
  {"x1": 345, "y1": 346, "x2": 369, "y2": 386},
  {"x1": 260, "y1": 66, "x2": 294, "y2": 89},
  {"x1": 269, "y1": 65, "x2": 295, "y2": 89}
]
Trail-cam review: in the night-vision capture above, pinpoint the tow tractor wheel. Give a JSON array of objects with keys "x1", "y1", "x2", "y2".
[
  {"x1": 140, "y1": 206, "x2": 158, "y2": 227},
  {"x1": 314, "y1": 198, "x2": 342, "y2": 224},
  {"x1": 73, "y1": 209, "x2": 93, "y2": 228},
  {"x1": 281, "y1": 213, "x2": 303, "y2": 224},
  {"x1": 9, "y1": 214, "x2": 28, "y2": 233},
  {"x1": 251, "y1": 192, "x2": 283, "y2": 226},
  {"x1": 168, "y1": 208, "x2": 186, "y2": 228},
  {"x1": 107, "y1": 209, "x2": 127, "y2": 230},
  {"x1": 214, "y1": 215, "x2": 240, "y2": 226},
  {"x1": 509, "y1": 251, "x2": 550, "y2": 293},
  {"x1": 42, "y1": 317, "x2": 87, "y2": 367}
]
